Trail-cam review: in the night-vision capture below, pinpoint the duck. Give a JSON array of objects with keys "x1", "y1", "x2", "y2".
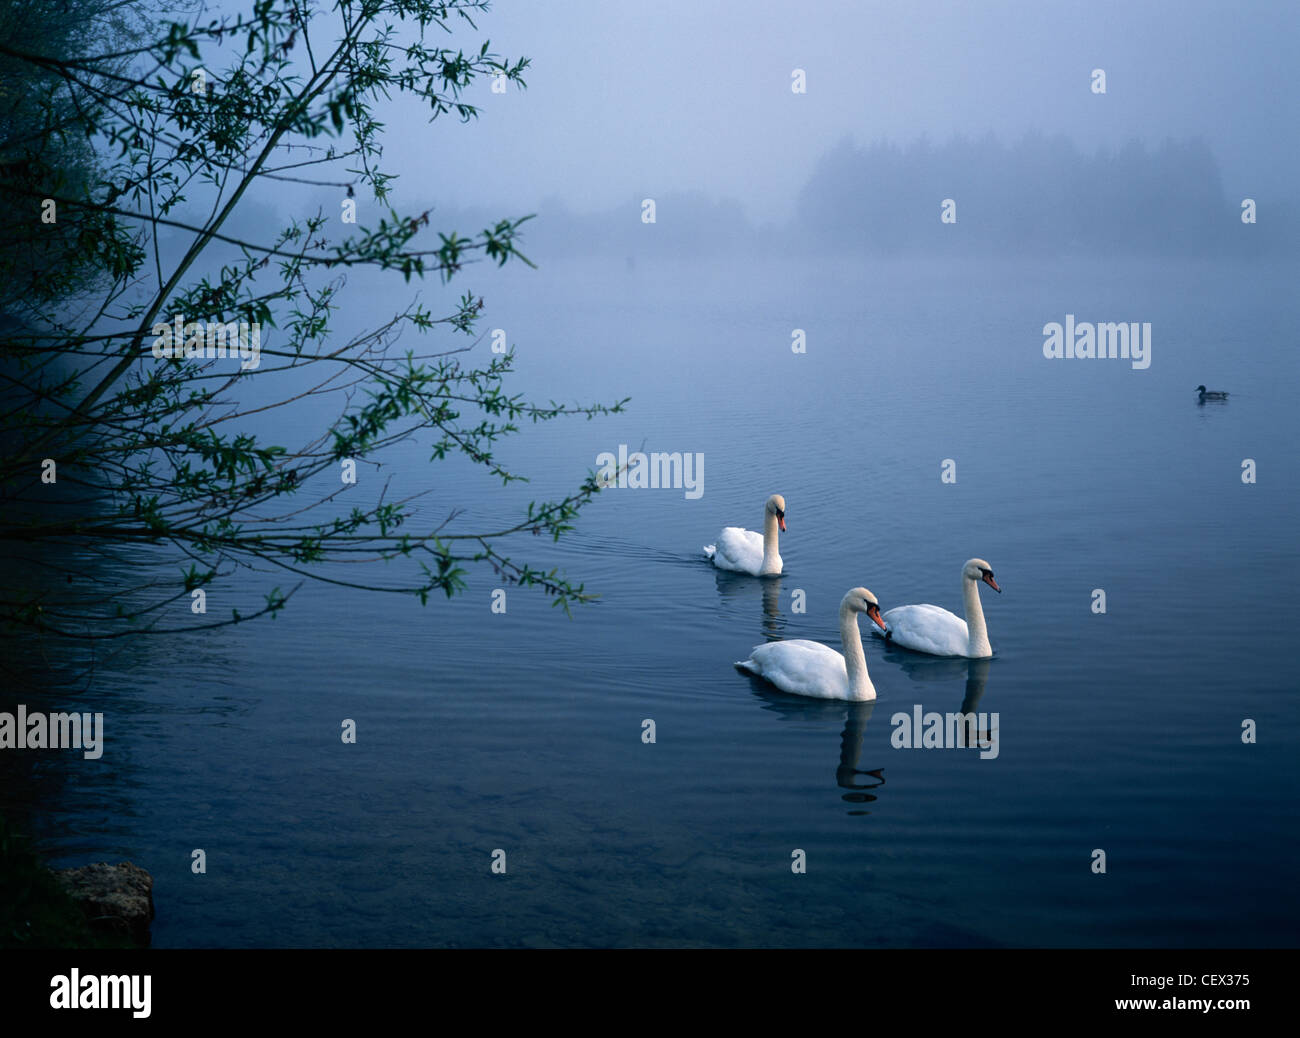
[
  {"x1": 704, "y1": 494, "x2": 785, "y2": 576},
  {"x1": 874, "y1": 558, "x2": 1001, "y2": 658},
  {"x1": 1196, "y1": 385, "x2": 1229, "y2": 401},
  {"x1": 735, "y1": 588, "x2": 886, "y2": 701}
]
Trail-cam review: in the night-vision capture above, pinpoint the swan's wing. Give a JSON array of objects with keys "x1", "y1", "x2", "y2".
[
  {"x1": 878, "y1": 604, "x2": 969, "y2": 657},
  {"x1": 736, "y1": 639, "x2": 848, "y2": 699},
  {"x1": 708, "y1": 526, "x2": 763, "y2": 574}
]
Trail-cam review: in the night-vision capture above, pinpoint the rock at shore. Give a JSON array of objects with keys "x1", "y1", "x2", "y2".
[{"x1": 54, "y1": 862, "x2": 155, "y2": 946}]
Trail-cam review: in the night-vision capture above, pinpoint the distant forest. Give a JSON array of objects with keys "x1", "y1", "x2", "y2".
[{"x1": 510, "y1": 134, "x2": 1297, "y2": 261}]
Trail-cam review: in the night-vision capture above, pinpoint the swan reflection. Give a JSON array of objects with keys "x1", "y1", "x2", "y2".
[
  {"x1": 747, "y1": 687, "x2": 884, "y2": 815},
  {"x1": 879, "y1": 650, "x2": 994, "y2": 748},
  {"x1": 713, "y1": 569, "x2": 785, "y2": 639}
]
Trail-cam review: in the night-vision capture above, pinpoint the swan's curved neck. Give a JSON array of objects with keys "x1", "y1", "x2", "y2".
[
  {"x1": 962, "y1": 577, "x2": 991, "y2": 657},
  {"x1": 761, "y1": 509, "x2": 781, "y2": 572},
  {"x1": 838, "y1": 601, "x2": 875, "y2": 700}
]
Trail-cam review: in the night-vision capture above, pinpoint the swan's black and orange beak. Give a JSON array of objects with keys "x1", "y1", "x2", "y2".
[
  {"x1": 982, "y1": 572, "x2": 1001, "y2": 593},
  {"x1": 776, "y1": 510, "x2": 786, "y2": 532},
  {"x1": 867, "y1": 603, "x2": 887, "y2": 631}
]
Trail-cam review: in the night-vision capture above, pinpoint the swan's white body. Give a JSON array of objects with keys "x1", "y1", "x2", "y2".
[
  {"x1": 735, "y1": 588, "x2": 885, "y2": 701},
  {"x1": 704, "y1": 494, "x2": 785, "y2": 576},
  {"x1": 875, "y1": 558, "x2": 1000, "y2": 659}
]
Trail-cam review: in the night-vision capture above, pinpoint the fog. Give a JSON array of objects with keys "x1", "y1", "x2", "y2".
[
  {"x1": 380, "y1": 1, "x2": 1299, "y2": 227},
  {"x1": 219, "y1": 0, "x2": 1298, "y2": 262}
]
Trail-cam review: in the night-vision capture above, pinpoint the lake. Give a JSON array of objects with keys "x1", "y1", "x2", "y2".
[{"x1": 6, "y1": 250, "x2": 1298, "y2": 947}]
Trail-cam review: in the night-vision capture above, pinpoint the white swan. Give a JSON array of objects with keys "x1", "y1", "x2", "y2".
[
  {"x1": 735, "y1": 587, "x2": 886, "y2": 701},
  {"x1": 704, "y1": 494, "x2": 785, "y2": 576},
  {"x1": 874, "y1": 558, "x2": 1001, "y2": 658}
]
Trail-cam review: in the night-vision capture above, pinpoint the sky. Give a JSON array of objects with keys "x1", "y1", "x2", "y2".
[{"x1": 368, "y1": 0, "x2": 1300, "y2": 223}]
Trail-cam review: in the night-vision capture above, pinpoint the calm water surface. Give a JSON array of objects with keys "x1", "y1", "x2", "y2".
[{"x1": 7, "y1": 254, "x2": 1298, "y2": 947}]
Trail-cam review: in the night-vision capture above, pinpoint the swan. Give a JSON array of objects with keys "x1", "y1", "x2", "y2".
[
  {"x1": 735, "y1": 587, "x2": 886, "y2": 701},
  {"x1": 1196, "y1": 384, "x2": 1229, "y2": 401},
  {"x1": 704, "y1": 494, "x2": 785, "y2": 576},
  {"x1": 874, "y1": 558, "x2": 1001, "y2": 658}
]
